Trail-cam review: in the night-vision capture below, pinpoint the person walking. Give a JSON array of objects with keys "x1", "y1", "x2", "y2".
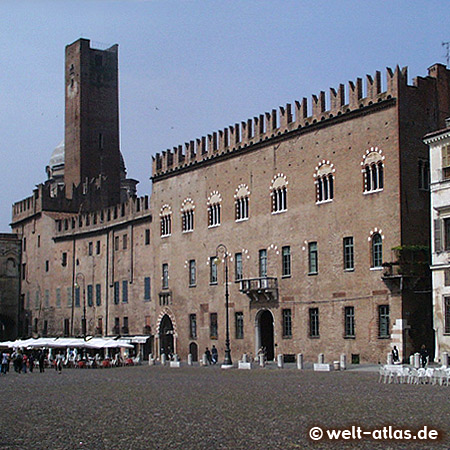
[
  {"x1": 28, "y1": 353, "x2": 34, "y2": 373},
  {"x1": 392, "y1": 346, "x2": 399, "y2": 363},
  {"x1": 205, "y1": 347, "x2": 212, "y2": 365},
  {"x1": 211, "y1": 345, "x2": 218, "y2": 364},
  {"x1": 420, "y1": 344, "x2": 429, "y2": 368},
  {"x1": 38, "y1": 350, "x2": 45, "y2": 373},
  {"x1": 1, "y1": 352, "x2": 8, "y2": 375},
  {"x1": 56, "y1": 352, "x2": 64, "y2": 374}
]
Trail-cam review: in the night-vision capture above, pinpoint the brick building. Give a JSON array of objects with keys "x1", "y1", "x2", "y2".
[{"x1": 10, "y1": 38, "x2": 450, "y2": 363}]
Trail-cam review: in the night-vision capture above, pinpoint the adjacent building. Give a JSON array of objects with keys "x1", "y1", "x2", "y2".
[{"x1": 10, "y1": 38, "x2": 450, "y2": 363}]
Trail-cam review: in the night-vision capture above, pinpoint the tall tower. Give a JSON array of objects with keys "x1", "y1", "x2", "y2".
[{"x1": 64, "y1": 38, "x2": 121, "y2": 206}]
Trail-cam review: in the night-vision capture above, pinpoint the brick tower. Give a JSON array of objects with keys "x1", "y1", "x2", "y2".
[{"x1": 64, "y1": 38, "x2": 121, "y2": 206}]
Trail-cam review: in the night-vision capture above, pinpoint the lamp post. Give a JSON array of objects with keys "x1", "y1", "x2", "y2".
[
  {"x1": 75, "y1": 273, "x2": 87, "y2": 340},
  {"x1": 215, "y1": 244, "x2": 233, "y2": 368}
]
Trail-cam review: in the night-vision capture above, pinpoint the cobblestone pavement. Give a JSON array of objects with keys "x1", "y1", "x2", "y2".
[{"x1": 0, "y1": 365, "x2": 449, "y2": 450}]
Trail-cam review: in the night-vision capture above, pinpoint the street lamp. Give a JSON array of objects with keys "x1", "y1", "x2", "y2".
[
  {"x1": 215, "y1": 244, "x2": 233, "y2": 368},
  {"x1": 75, "y1": 273, "x2": 87, "y2": 340}
]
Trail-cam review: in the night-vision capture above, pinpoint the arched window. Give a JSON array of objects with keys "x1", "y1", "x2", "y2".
[
  {"x1": 362, "y1": 148, "x2": 385, "y2": 193},
  {"x1": 235, "y1": 184, "x2": 250, "y2": 221},
  {"x1": 181, "y1": 198, "x2": 195, "y2": 232},
  {"x1": 160, "y1": 205, "x2": 172, "y2": 237},
  {"x1": 371, "y1": 233, "x2": 383, "y2": 268},
  {"x1": 271, "y1": 174, "x2": 288, "y2": 213},
  {"x1": 207, "y1": 191, "x2": 222, "y2": 227},
  {"x1": 315, "y1": 161, "x2": 335, "y2": 203}
]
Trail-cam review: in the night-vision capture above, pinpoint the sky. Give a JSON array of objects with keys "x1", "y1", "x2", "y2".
[{"x1": 1, "y1": 0, "x2": 450, "y2": 232}]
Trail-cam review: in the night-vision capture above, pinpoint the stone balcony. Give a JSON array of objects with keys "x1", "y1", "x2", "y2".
[{"x1": 239, "y1": 277, "x2": 278, "y2": 303}]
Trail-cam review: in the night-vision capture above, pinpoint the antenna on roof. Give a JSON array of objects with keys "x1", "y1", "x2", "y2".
[{"x1": 442, "y1": 41, "x2": 450, "y2": 67}]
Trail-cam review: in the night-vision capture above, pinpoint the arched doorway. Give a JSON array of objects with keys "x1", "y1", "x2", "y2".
[
  {"x1": 189, "y1": 342, "x2": 198, "y2": 362},
  {"x1": 159, "y1": 315, "x2": 174, "y2": 357},
  {"x1": 256, "y1": 310, "x2": 275, "y2": 361}
]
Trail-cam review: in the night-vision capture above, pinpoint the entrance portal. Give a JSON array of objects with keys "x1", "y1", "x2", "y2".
[
  {"x1": 189, "y1": 342, "x2": 198, "y2": 362},
  {"x1": 159, "y1": 315, "x2": 174, "y2": 357},
  {"x1": 258, "y1": 310, "x2": 275, "y2": 361}
]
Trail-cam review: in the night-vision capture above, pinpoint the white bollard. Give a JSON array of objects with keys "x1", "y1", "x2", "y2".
[
  {"x1": 242, "y1": 353, "x2": 248, "y2": 363},
  {"x1": 277, "y1": 354, "x2": 284, "y2": 368},
  {"x1": 414, "y1": 353, "x2": 421, "y2": 369},
  {"x1": 297, "y1": 353, "x2": 304, "y2": 370},
  {"x1": 442, "y1": 352, "x2": 449, "y2": 368},
  {"x1": 202, "y1": 353, "x2": 208, "y2": 366},
  {"x1": 187, "y1": 354, "x2": 193, "y2": 366},
  {"x1": 387, "y1": 353, "x2": 393, "y2": 365},
  {"x1": 409, "y1": 354, "x2": 414, "y2": 366},
  {"x1": 161, "y1": 353, "x2": 167, "y2": 366},
  {"x1": 333, "y1": 361, "x2": 340, "y2": 371},
  {"x1": 259, "y1": 354, "x2": 265, "y2": 367},
  {"x1": 340, "y1": 354, "x2": 347, "y2": 370},
  {"x1": 318, "y1": 353, "x2": 324, "y2": 364}
]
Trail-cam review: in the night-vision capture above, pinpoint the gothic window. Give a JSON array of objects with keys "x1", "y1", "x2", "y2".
[
  {"x1": 181, "y1": 198, "x2": 195, "y2": 232},
  {"x1": 314, "y1": 161, "x2": 335, "y2": 203},
  {"x1": 235, "y1": 184, "x2": 250, "y2": 221},
  {"x1": 160, "y1": 205, "x2": 172, "y2": 237},
  {"x1": 270, "y1": 174, "x2": 288, "y2": 213},
  {"x1": 362, "y1": 147, "x2": 385, "y2": 193},
  {"x1": 370, "y1": 231, "x2": 383, "y2": 268},
  {"x1": 207, "y1": 191, "x2": 222, "y2": 227}
]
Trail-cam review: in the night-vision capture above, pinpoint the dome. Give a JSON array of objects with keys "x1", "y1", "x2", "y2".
[{"x1": 49, "y1": 140, "x2": 65, "y2": 169}]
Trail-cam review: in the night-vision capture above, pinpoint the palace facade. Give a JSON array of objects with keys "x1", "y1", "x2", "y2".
[{"x1": 10, "y1": 38, "x2": 450, "y2": 363}]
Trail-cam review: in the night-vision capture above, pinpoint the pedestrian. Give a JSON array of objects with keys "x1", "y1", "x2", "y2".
[
  {"x1": 205, "y1": 347, "x2": 212, "y2": 365},
  {"x1": 28, "y1": 353, "x2": 34, "y2": 373},
  {"x1": 392, "y1": 346, "x2": 399, "y2": 363},
  {"x1": 22, "y1": 354, "x2": 28, "y2": 373},
  {"x1": 38, "y1": 350, "x2": 45, "y2": 373},
  {"x1": 56, "y1": 352, "x2": 63, "y2": 374},
  {"x1": 1, "y1": 351, "x2": 8, "y2": 375},
  {"x1": 211, "y1": 345, "x2": 218, "y2": 364},
  {"x1": 420, "y1": 344, "x2": 429, "y2": 368}
]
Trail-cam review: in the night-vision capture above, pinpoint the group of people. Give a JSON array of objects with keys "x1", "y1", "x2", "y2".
[
  {"x1": 204, "y1": 345, "x2": 218, "y2": 364},
  {"x1": 1, "y1": 349, "x2": 47, "y2": 375},
  {"x1": 391, "y1": 344, "x2": 430, "y2": 368}
]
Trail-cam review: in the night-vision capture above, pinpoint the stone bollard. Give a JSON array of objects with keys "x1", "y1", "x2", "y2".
[
  {"x1": 242, "y1": 353, "x2": 249, "y2": 363},
  {"x1": 297, "y1": 353, "x2": 304, "y2": 370},
  {"x1": 187, "y1": 354, "x2": 193, "y2": 366},
  {"x1": 202, "y1": 353, "x2": 208, "y2": 366},
  {"x1": 414, "y1": 353, "x2": 421, "y2": 369},
  {"x1": 340, "y1": 354, "x2": 347, "y2": 370},
  {"x1": 161, "y1": 353, "x2": 167, "y2": 366},
  {"x1": 259, "y1": 354, "x2": 265, "y2": 367},
  {"x1": 409, "y1": 354, "x2": 414, "y2": 366},
  {"x1": 333, "y1": 361, "x2": 340, "y2": 371},
  {"x1": 277, "y1": 354, "x2": 284, "y2": 368},
  {"x1": 318, "y1": 353, "x2": 324, "y2": 364},
  {"x1": 442, "y1": 352, "x2": 449, "y2": 368},
  {"x1": 387, "y1": 353, "x2": 393, "y2": 365}
]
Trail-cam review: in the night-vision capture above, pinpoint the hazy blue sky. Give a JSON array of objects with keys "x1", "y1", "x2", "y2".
[{"x1": 1, "y1": 1, "x2": 449, "y2": 231}]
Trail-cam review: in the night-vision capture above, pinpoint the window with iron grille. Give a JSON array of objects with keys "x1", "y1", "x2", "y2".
[
  {"x1": 144, "y1": 277, "x2": 151, "y2": 301},
  {"x1": 282, "y1": 246, "x2": 291, "y2": 277},
  {"x1": 343, "y1": 237, "x2": 354, "y2": 271},
  {"x1": 162, "y1": 264, "x2": 169, "y2": 289},
  {"x1": 235, "y1": 253, "x2": 243, "y2": 281},
  {"x1": 145, "y1": 229, "x2": 150, "y2": 245},
  {"x1": 378, "y1": 305, "x2": 390, "y2": 338},
  {"x1": 235, "y1": 312, "x2": 244, "y2": 339},
  {"x1": 259, "y1": 249, "x2": 267, "y2": 278},
  {"x1": 122, "y1": 280, "x2": 128, "y2": 303},
  {"x1": 210, "y1": 257, "x2": 217, "y2": 284},
  {"x1": 309, "y1": 308, "x2": 319, "y2": 338},
  {"x1": 75, "y1": 286, "x2": 80, "y2": 307},
  {"x1": 445, "y1": 297, "x2": 450, "y2": 334},
  {"x1": 308, "y1": 242, "x2": 318, "y2": 274},
  {"x1": 189, "y1": 314, "x2": 197, "y2": 339},
  {"x1": 96, "y1": 283, "x2": 101, "y2": 306},
  {"x1": 282, "y1": 308, "x2": 292, "y2": 338},
  {"x1": 87, "y1": 284, "x2": 93, "y2": 307},
  {"x1": 210, "y1": 313, "x2": 218, "y2": 339},
  {"x1": 344, "y1": 306, "x2": 355, "y2": 337},
  {"x1": 189, "y1": 260, "x2": 196, "y2": 286},
  {"x1": 114, "y1": 282, "x2": 119, "y2": 304}
]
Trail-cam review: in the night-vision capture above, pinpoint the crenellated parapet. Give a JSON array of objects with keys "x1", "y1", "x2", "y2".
[
  {"x1": 53, "y1": 195, "x2": 151, "y2": 239},
  {"x1": 151, "y1": 65, "x2": 434, "y2": 179}
]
